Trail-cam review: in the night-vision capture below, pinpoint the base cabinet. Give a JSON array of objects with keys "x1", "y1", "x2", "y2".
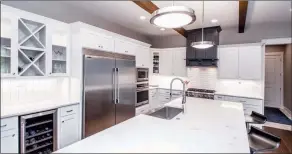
[
  {"x1": 214, "y1": 95, "x2": 263, "y2": 115},
  {"x1": 0, "y1": 117, "x2": 19, "y2": 153},
  {"x1": 58, "y1": 104, "x2": 80, "y2": 149}
]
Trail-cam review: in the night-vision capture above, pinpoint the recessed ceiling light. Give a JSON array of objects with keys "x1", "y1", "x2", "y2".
[
  {"x1": 160, "y1": 28, "x2": 165, "y2": 31},
  {"x1": 211, "y1": 19, "x2": 218, "y2": 23},
  {"x1": 140, "y1": 16, "x2": 146, "y2": 20}
]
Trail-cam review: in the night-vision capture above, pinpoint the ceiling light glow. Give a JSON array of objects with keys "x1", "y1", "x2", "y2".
[
  {"x1": 211, "y1": 19, "x2": 218, "y2": 23},
  {"x1": 140, "y1": 16, "x2": 146, "y2": 20}
]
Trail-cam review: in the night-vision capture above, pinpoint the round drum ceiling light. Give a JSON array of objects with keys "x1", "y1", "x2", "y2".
[
  {"x1": 150, "y1": 6, "x2": 196, "y2": 28},
  {"x1": 191, "y1": 41, "x2": 214, "y2": 49}
]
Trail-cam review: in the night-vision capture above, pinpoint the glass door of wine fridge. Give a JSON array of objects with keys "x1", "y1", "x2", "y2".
[{"x1": 20, "y1": 110, "x2": 57, "y2": 153}]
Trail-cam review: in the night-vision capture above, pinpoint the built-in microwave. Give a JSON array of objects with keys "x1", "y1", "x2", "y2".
[{"x1": 137, "y1": 68, "x2": 148, "y2": 82}]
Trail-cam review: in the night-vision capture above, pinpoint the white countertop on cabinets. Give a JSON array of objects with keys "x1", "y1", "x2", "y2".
[
  {"x1": 1, "y1": 100, "x2": 79, "y2": 118},
  {"x1": 55, "y1": 97, "x2": 249, "y2": 153},
  {"x1": 215, "y1": 90, "x2": 263, "y2": 99}
]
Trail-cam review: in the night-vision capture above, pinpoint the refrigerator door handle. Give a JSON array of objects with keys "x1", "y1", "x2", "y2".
[
  {"x1": 113, "y1": 68, "x2": 116, "y2": 104},
  {"x1": 116, "y1": 68, "x2": 119, "y2": 104}
]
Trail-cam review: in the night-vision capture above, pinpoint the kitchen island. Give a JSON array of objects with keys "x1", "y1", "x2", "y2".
[{"x1": 55, "y1": 97, "x2": 250, "y2": 153}]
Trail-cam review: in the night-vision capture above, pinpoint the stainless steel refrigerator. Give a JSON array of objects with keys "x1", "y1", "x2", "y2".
[{"x1": 82, "y1": 48, "x2": 136, "y2": 138}]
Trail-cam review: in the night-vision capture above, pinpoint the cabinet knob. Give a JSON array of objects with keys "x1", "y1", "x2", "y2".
[
  {"x1": 49, "y1": 73, "x2": 52, "y2": 74},
  {"x1": 13, "y1": 73, "x2": 15, "y2": 75},
  {"x1": 125, "y1": 51, "x2": 128, "y2": 53}
]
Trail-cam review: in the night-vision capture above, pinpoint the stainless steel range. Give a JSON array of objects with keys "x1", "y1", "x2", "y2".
[{"x1": 186, "y1": 88, "x2": 215, "y2": 100}]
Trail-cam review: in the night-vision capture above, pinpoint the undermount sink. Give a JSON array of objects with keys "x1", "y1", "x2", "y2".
[{"x1": 147, "y1": 106, "x2": 183, "y2": 120}]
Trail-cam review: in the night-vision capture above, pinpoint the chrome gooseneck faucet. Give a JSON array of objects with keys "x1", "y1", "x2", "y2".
[{"x1": 170, "y1": 78, "x2": 186, "y2": 113}]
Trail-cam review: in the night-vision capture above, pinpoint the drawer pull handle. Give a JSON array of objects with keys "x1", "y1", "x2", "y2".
[
  {"x1": 66, "y1": 110, "x2": 73, "y2": 113},
  {"x1": 1, "y1": 124, "x2": 7, "y2": 127},
  {"x1": 62, "y1": 118, "x2": 74, "y2": 123},
  {"x1": 1, "y1": 134, "x2": 15, "y2": 138}
]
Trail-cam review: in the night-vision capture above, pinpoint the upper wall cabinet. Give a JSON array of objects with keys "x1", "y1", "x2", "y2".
[
  {"x1": 152, "y1": 48, "x2": 186, "y2": 77},
  {"x1": 1, "y1": 4, "x2": 71, "y2": 78},
  {"x1": 218, "y1": 44, "x2": 262, "y2": 80},
  {"x1": 238, "y1": 46, "x2": 262, "y2": 80},
  {"x1": 1, "y1": 13, "x2": 16, "y2": 77},
  {"x1": 18, "y1": 18, "x2": 47, "y2": 76},
  {"x1": 114, "y1": 39, "x2": 136, "y2": 55},
  {"x1": 172, "y1": 49, "x2": 186, "y2": 77},
  {"x1": 49, "y1": 23, "x2": 70, "y2": 76},
  {"x1": 81, "y1": 29, "x2": 114, "y2": 52},
  {"x1": 136, "y1": 46, "x2": 150, "y2": 68}
]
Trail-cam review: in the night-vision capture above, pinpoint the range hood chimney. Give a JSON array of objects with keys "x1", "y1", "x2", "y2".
[{"x1": 186, "y1": 26, "x2": 221, "y2": 67}]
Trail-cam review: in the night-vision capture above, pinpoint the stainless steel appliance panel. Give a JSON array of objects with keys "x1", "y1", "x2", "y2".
[
  {"x1": 115, "y1": 58, "x2": 136, "y2": 124},
  {"x1": 83, "y1": 55, "x2": 116, "y2": 137}
]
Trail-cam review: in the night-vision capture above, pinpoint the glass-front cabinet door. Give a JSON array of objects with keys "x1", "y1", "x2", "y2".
[
  {"x1": 50, "y1": 23, "x2": 69, "y2": 76},
  {"x1": 1, "y1": 14, "x2": 13, "y2": 77}
]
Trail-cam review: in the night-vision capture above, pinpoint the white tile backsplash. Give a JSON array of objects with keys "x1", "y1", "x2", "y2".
[
  {"x1": 186, "y1": 67, "x2": 262, "y2": 94},
  {"x1": 1, "y1": 77, "x2": 70, "y2": 107},
  {"x1": 187, "y1": 67, "x2": 218, "y2": 90}
]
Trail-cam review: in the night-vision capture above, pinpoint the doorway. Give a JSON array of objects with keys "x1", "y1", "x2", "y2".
[
  {"x1": 264, "y1": 44, "x2": 292, "y2": 126},
  {"x1": 265, "y1": 52, "x2": 283, "y2": 108}
]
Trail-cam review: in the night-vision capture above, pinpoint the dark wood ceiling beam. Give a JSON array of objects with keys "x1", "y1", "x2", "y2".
[
  {"x1": 238, "y1": 1, "x2": 248, "y2": 33},
  {"x1": 132, "y1": 1, "x2": 187, "y2": 38}
]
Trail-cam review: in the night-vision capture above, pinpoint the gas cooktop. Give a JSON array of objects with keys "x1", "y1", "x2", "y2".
[{"x1": 186, "y1": 88, "x2": 216, "y2": 100}]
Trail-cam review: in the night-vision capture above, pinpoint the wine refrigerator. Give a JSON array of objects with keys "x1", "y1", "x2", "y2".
[{"x1": 20, "y1": 110, "x2": 57, "y2": 154}]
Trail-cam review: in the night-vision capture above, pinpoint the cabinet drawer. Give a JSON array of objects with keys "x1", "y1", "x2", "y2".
[
  {"x1": 1, "y1": 129, "x2": 19, "y2": 153},
  {"x1": 1, "y1": 117, "x2": 18, "y2": 132},
  {"x1": 60, "y1": 104, "x2": 79, "y2": 117},
  {"x1": 159, "y1": 96, "x2": 170, "y2": 103},
  {"x1": 159, "y1": 89, "x2": 170, "y2": 95},
  {"x1": 136, "y1": 104, "x2": 150, "y2": 115}
]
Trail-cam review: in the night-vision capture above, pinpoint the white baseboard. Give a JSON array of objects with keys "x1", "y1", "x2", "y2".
[{"x1": 280, "y1": 106, "x2": 292, "y2": 120}]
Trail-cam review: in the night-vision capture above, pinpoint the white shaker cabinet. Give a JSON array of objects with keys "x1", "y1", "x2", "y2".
[
  {"x1": 172, "y1": 49, "x2": 186, "y2": 77},
  {"x1": 136, "y1": 46, "x2": 150, "y2": 68},
  {"x1": 81, "y1": 29, "x2": 114, "y2": 52},
  {"x1": 218, "y1": 47, "x2": 239, "y2": 79},
  {"x1": 238, "y1": 46, "x2": 262, "y2": 80},
  {"x1": 1, "y1": 117, "x2": 19, "y2": 153},
  {"x1": 114, "y1": 39, "x2": 136, "y2": 55},
  {"x1": 159, "y1": 50, "x2": 173, "y2": 76},
  {"x1": 58, "y1": 104, "x2": 80, "y2": 149},
  {"x1": 218, "y1": 44, "x2": 262, "y2": 80}
]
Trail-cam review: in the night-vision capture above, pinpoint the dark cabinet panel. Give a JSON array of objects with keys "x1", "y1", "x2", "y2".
[{"x1": 186, "y1": 26, "x2": 221, "y2": 66}]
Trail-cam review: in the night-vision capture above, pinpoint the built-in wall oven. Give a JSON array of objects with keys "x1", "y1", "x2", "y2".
[
  {"x1": 137, "y1": 68, "x2": 148, "y2": 82},
  {"x1": 136, "y1": 82, "x2": 149, "y2": 107},
  {"x1": 136, "y1": 68, "x2": 149, "y2": 107}
]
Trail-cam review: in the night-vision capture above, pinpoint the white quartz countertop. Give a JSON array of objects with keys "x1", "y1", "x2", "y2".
[
  {"x1": 55, "y1": 97, "x2": 249, "y2": 153},
  {"x1": 215, "y1": 90, "x2": 263, "y2": 99},
  {"x1": 1, "y1": 100, "x2": 79, "y2": 118}
]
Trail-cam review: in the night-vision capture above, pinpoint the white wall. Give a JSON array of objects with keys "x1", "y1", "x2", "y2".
[{"x1": 1, "y1": 78, "x2": 70, "y2": 107}]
